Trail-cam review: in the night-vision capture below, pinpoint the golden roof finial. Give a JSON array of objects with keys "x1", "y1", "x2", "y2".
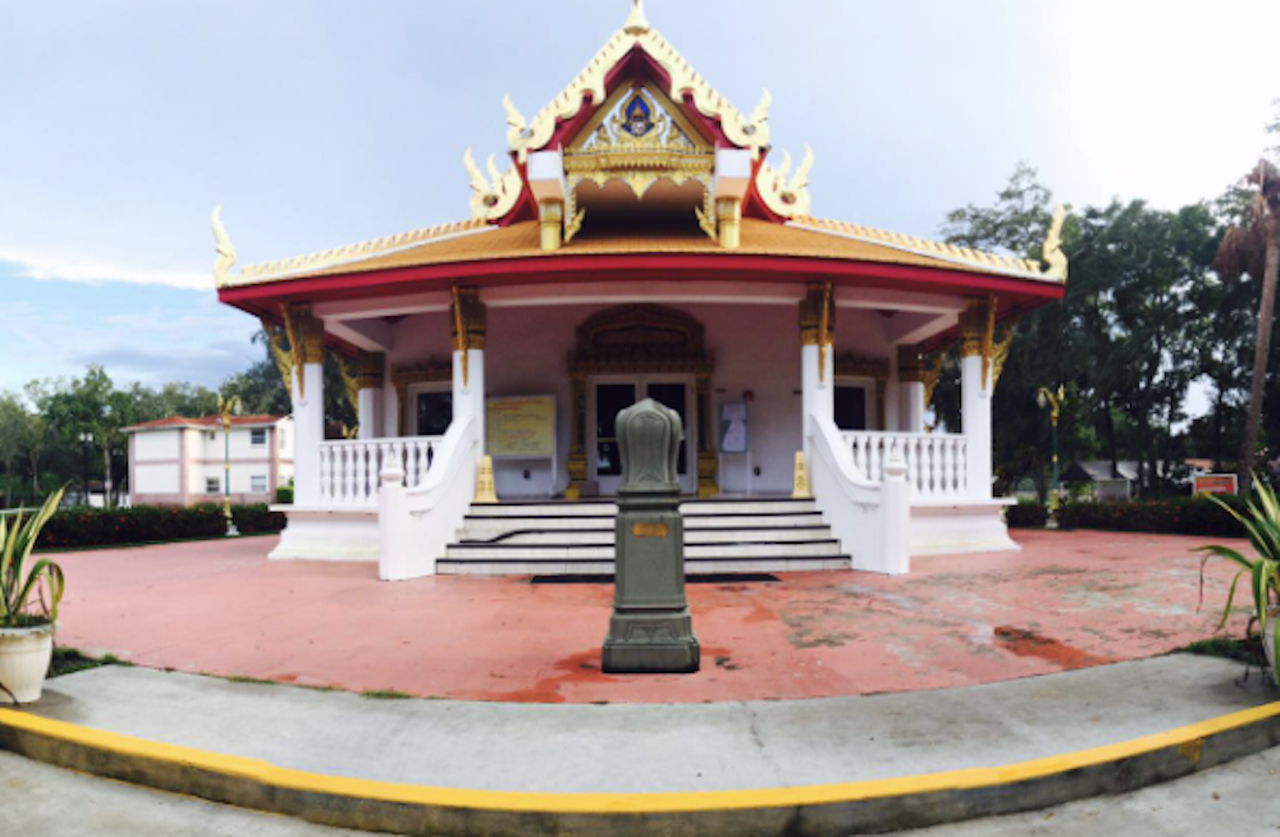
[
  {"x1": 211, "y1": 205, "x2": 236, "y2": 288},
  {"x1": 624, "y1": 0, "x2": 650, "y2": 35}
]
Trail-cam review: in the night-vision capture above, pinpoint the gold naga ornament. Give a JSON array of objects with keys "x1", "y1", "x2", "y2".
[
  {"x1": 211, "y1": 206, "x2": 236, "y2": 288},
  {"x1": 756, "y1": 145, "x2": 815, "y2": 220},
  {"x1": 1042, "y1": 203, "x2": 1068, "y2": 281},
  {"x1": 464, "y1": 147, "x2": 523, "y2": 222}
]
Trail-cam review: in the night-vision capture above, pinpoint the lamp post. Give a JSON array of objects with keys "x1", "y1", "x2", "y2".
[
  {"x1": 218, "y1": 395, "x2": 242, "y2": 537},
  {"x1": 78, "y1": 431, "x2": 93, "y2": 506},
  {"x1": 1036, "y1": 385, "x2": 1065, "y2": 526}
]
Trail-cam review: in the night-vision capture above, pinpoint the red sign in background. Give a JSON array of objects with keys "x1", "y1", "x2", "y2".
[{"x1": 1194, "y1": 474, "x2": 1238, "y2": 496}]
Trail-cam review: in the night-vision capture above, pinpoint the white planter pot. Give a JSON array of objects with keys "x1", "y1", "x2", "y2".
[{"x1": 0, "y1": 622, "x2": 55, "y2": 704}]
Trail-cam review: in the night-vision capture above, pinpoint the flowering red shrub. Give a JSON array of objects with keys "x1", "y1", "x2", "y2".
[
  {"x1": 1055, "y1": 497, "x2": 1248, "y2": 537},
  {"x1": 35, "y1": 504, "x2": 286, "y2": 550}
]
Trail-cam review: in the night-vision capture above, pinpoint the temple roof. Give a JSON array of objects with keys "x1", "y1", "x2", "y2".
[
  {"x1": 228, "y1": 217, "x2": 1054, "y2": 286},
  {"x1": 213, "y1": 1, "x2": 1067, "y2": 294}
]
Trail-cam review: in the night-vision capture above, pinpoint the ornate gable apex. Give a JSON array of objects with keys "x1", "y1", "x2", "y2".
[
  {"x1": 469, "y1": 1, "x2": 817, "y2": 249},
  {"x1": 504, "y1": 1, "x2": 771, "y2": 165}
]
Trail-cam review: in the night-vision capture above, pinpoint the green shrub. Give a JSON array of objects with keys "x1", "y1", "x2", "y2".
[
  {"x1": 36, "y1": 503, "x2": 286, "y2": 550},
  {"x1": 275, "y1": 485, "x2": 294, "y2": 504},
  {"x1": 1006, "y1": 502, "x2": 1048, "y2": 528},
  {"x1": 1055, "y1": 496, "x2": 1249, "y2": 537}
]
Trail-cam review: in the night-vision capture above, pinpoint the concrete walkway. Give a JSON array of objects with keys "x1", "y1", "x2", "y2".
[{"x1": 21, "y1": 655, "x2": 1276, "y2": 793}]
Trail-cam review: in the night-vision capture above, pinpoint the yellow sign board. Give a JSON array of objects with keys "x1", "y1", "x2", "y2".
[{"x1": 486, "y1": 396, "x2": 556, "y2": 459}]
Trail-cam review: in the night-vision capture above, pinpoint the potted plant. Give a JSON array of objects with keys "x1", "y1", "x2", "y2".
[
  {"x1": 1198, "y1": 480, "x2": 1280, "y2": 687},
  {"x1": 0, "y1": 487, "x2": 66, "y2": 704}
]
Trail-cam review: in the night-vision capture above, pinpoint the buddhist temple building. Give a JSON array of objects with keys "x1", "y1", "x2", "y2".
[{"x1": 213, "y1": 1, "x2": 1066, "y2": 580}]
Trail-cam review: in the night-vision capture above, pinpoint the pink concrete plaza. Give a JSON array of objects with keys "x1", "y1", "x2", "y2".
[{"x1": 51, "y1": 530, "x2": 1253, "y2": 704}]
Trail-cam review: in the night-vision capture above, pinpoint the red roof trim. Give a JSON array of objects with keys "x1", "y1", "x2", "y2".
[
  {"x1": 219, "y1": 252, "x2": 1066, "y2": 308},
  {"x1": 124, "y1": 415, "x2": 286, "y2": 432}
]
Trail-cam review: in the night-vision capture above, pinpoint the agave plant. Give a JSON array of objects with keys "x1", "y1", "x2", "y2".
[
  {"x1": 1198, "y1": 478, "x2": 1280, "y2": 680},
  {"x1": 0, "y1": 487, "x2": 66, "y2": 630}
]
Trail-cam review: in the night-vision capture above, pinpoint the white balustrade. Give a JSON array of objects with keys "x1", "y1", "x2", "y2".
[
  {"x1": 842, "y1": 431, "x2": 969, "y2": 499},
  {"x1": 317, "y1": 437, "x2": 442, "y2": 506}
]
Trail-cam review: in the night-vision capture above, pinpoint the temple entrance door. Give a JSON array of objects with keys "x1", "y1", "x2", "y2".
[{"x1": 590, "y1": 376, "x2": 695, "y2": 496}]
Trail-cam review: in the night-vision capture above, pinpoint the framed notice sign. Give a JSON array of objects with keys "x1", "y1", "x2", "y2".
[
  {"x1": 719, "y1": 402, "x2": 749, "y2": 454},
  {"x1": 1194, "y1": 474, "x2": 1238, "y2": 496},
  {"x1": 486, "y1": 396, "x2": 556, "y2": 460}
]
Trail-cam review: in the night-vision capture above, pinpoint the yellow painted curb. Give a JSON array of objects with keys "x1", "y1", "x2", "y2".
[{"x1": 2, "y1": 701, "x2": 1279, "y2": 815}]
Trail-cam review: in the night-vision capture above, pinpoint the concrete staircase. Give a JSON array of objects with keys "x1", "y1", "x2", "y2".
[{"x1": 438, "y1": 497, "x2": 850, "y2": 576}]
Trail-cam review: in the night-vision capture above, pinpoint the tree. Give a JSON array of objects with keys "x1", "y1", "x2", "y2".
[
  {"x1": 940, "y1": 164, "x2": 1091, "y2": 497},
  {"x1": 1216, "y1": 159, "x2": 1280, "y2": 493},
  {"x1": 42, "y1": 366, "x2": 131, "y2": 507},
  {"x1": 0, "y1": 394, "x2": 25, "y2": 506}
]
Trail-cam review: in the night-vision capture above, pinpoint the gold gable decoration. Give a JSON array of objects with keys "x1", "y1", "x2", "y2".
[
  {"x1": 502, "y1": 6, "x2": 771, "y2": 165},
  {"x1": 465, "y1": 148, "x2": 524, "y2": 222},
  {"x1": 563, "y1": 85, "x2": 716, "y2": 245},
  {"x1": 758, "y1": 146, "x2": 815, "y2": 220}
]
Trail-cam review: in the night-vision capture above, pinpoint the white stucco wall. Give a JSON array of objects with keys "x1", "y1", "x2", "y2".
[
  {"x1": 134, "y1": 429, "x2": 180, "y2": 462},
  {"x1": 135, "y1": 464, "x2": 179, "y2": 494}
]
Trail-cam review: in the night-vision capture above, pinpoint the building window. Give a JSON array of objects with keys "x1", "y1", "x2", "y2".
[
  {"x1": 251, "y1": 475, "x2": 268, "y2": 493},
  {"x1": 834, "y1": 384, "x2": 869, "y2": 431},
  {"x1": 251, "y1": 428, "x2": 267, "y2": 446},
  {"x1": 206, "y1": 477, "x2": 220, "y2": 494},
  {"x1": 414, "y1": 390, "x2": 452, "y2": 436},
  {"x1": 279, "y1": 427, "x2": 287, "y2": 449}
]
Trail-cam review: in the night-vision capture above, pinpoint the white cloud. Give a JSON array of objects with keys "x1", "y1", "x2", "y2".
[{"x1": 0, "y1": 247, "x2": 211, "y2": 291}]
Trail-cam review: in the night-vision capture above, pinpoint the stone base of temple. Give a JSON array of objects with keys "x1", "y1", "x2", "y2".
[
  {"x1": 268, "y1": 506, "x2": 380, "y2": 562},
  {"x1": 908, "y1": 499, "x2": 1021, "y2": 557}
]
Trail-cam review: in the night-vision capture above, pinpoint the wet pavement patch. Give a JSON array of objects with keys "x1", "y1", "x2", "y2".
[{"x1": 994, "y1": 626, "x2": 1112, "y2": 670}]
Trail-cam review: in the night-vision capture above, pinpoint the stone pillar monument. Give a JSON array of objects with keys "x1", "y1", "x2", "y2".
[{"x1": 603, "y1": 399, "x2": 700, "y2": 674}]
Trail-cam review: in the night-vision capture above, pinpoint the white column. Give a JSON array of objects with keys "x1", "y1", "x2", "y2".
[
  {"x1": 961, "y1": 352, "x2": 992, "y2": 500},
  {"x1": 357, "y1": 388, "x2": 382, "y2": 440},
  {"x1": 902, "y1": 382, "x2": 926, "y2": 434},
  {"x1": 453, "y1": 349, "x2": 485, "y2": 446},
  {"x1": 292, "y1": 360, "x2": 325, "y2": 505},
  {"x1": 884, "y1": 353, "x2": 901, "y2": 431},
  {"x1": 801, "y1": 342, "x2": 833, "y2": 462}
]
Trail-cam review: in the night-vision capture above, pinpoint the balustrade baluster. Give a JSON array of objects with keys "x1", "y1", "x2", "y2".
[{"x1": 319, "y1": 446, "x2": 333, "y2": 501}]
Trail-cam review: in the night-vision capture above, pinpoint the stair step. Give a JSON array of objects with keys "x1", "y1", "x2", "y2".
[
  {"x1": 444, "y1": 541, "x2": 844, "y2": 560},
  {"x1": 457, "y1": 526, "x2": 835, "y2": 546},
  {"x1": 467, "y1": 499, "x2": 817, "y2": 518},
  {"x1": 437, "y1": 556, "x2": 852, "y2": 576}
]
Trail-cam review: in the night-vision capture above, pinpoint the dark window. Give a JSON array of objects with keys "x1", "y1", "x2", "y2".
[
  {"x1": 646, "y1": 383, "x2": 688, "y2": 475},
  {"x1": 416, "y1": 392, "x2": 452, "y2": 436},
  {"x1": 595, "y1": 383, "x2": 636, "y2": 476},
  {"x1": 250, "y1": 428, "x2": 267, "y2": 446},
  {"x1": 834, "y1": 385, "x2": 868, "y2": 431}
]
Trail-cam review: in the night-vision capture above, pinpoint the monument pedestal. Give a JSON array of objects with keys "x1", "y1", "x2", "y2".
[{"x1": 602, "y1": 400, "x2": 700, "y2": 674}]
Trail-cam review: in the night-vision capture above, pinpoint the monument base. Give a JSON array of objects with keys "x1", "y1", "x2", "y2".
[{"x1": 603, "y1": 611, "x2": 700, "y2": 674}]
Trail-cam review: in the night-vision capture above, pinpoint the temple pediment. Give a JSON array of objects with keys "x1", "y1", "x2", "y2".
[{"x1": 465, "y1": 0, "x2": 815, "y2": 250}]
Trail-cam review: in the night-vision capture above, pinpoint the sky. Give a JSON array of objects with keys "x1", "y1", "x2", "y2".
[{"x1": 1, "y1": 0, "x2": 1277, "y2": 409}]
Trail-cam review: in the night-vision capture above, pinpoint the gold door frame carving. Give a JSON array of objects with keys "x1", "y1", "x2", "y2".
[
  {"x1": 835, "y1": 353, "x2": 891, "y2": 431},
  {"x1": 566, "y1": 304, "x2": 718, "y2": 499},
  {"x1": 390, "y1": 359, "x2": 452, "y2": 437}
]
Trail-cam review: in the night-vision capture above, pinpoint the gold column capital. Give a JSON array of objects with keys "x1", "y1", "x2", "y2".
[
  {"x1": 451, "y1": 288, "x2": 487, "y2": 352},
  {"x1": 798, "y1": 282, "x2": 835, "y2": 347},
  {"x1": 957, "y1": 297, "x2": 993, "y2": 359},
  {"x1": 356, "y1": 351, "x2": 386, "y2": 390}
]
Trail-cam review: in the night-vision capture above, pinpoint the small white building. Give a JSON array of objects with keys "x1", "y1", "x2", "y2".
[{"x1": 124, "y1": 415, "x2": 294, "y2": 507}]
